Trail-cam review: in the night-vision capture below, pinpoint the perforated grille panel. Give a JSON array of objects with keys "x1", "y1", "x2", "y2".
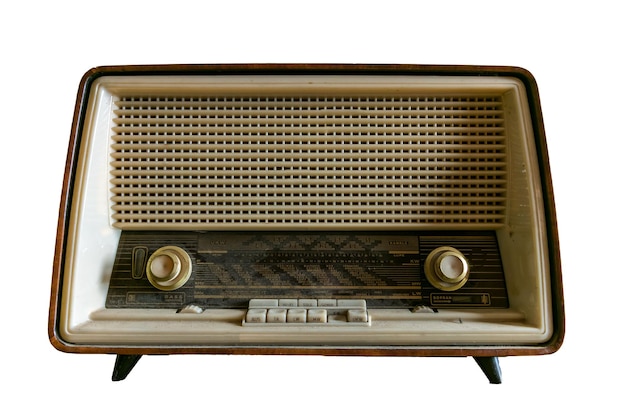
[{"x1": 110, "y1": 91, "x2": 507, "y2": 230}]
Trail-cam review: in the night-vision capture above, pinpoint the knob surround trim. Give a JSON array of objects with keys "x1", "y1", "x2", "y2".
[
  {"x1": 146, "y1": 246, "x2": 192, "y2": 291},
  {"x1": 424, "y1": 246, "x2": 469, "y2": 291}
]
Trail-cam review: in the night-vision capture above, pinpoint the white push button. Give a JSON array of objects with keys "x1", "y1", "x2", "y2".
[
  {"x1": 287, "y1": 308, "x2": 307, "y2": 323},
  {"x1": 249, "y1": 299, "x2": 278, "y2": 307},
  {"x1": 318, "y1": 299, "x2": 337, "y2": 307},
  {"x1": 347, "y1": 309, "x2": 368, "y2": 323},
  {"x1": 279, "y1": 299, "x2": 298, "y2": 307},
  {"x1": 246, "y1": 308, "x2": 267, "y2": 323},
  {"x1": 267, "y1": 308, "x2": 287, "y2": 323},
  {"x1": 338, "y1": 299, "x2": 367, "y2": 308},
  {"x1": 307, "y1": 309, "x2": 328, "y2": 323}
]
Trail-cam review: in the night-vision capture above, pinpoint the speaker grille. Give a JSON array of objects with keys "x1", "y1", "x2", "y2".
[{"x1": 110, "y1": 94, "x2": 507, "y2": 229}]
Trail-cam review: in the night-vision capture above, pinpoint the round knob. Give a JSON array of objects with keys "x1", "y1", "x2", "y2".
[
  {"x1": 146, "y1": 246, "x2": 192, "y2": 291},
  {"x1": 424, "y1": 246, "x2": 469, "y2": 291},
  {"x1": 150, "y1": 254, "x2": 180, "y2": 280}
]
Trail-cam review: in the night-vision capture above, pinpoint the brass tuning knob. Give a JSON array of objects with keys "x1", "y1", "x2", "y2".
[{"x1": 146, "y1": 246, "x2": 192, "y2": 291}]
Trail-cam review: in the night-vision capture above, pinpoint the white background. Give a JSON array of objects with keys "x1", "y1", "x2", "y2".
[{"x1": 2, "y1": 1, "x2": 623, "y2": 415}]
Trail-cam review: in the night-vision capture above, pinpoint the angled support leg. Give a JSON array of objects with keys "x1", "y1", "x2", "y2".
[
  {"x1": 112, "y1": 354, "x2": 143, "y2": 381},
  {"x1": 473, "y1": 356, "x2": 502, "y2": 384}
]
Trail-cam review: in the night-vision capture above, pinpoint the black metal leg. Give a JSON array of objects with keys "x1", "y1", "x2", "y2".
[
  {"x1": 112, "y1": 354, "x2": 143, "y2": 381},
  {"x1": 473, "y1": 356, "x2": 502, "y2": 384}
]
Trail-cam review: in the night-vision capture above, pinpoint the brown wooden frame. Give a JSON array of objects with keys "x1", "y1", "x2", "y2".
[{"x1": 48, "y1": 64, "x2": 565, "y2": 360}]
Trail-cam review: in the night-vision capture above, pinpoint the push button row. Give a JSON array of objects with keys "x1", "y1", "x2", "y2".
[
  {"x1": 243, "y1": 299, "x2": 369, "y2": 326},
  {"x1": 248, "y1": 298, "x2": 366, "y2": 308}
]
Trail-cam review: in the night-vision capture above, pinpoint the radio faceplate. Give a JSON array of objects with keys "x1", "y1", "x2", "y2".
[{"x1": 106, "y1": 230, "x2": 508, "y2": 309}]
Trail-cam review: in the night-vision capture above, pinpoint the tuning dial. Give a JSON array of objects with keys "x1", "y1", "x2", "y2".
[
  {"x1": 424, "y1": 246, "x2": 469, "y2": 291},
  {"x1": 146, "y1": 246, "x2": 192, "y2": 291}
]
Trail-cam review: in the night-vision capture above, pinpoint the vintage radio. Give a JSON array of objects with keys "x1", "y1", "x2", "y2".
[{"x1": 48, "y1": 64, "x2": 564, "y2": 383}]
